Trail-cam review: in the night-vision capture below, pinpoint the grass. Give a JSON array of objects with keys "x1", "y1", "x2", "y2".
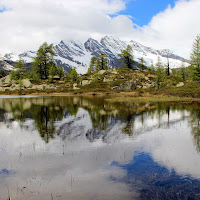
[{"x1": 2, "y1": 69, "x2": 200, "y2": 101}]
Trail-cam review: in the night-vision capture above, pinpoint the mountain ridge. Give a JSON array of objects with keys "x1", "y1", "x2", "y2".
[{"x1": 1, "y1": 36, "x2": 189, "y2": 74}]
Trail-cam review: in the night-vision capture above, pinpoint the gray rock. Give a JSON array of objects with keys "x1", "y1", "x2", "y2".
[
  {"x1": 22, "y1": 79, "x2": 32, "y2": 88},
  {"x1": 73, "y1": 83, "x2": 78, "y2": 87},
  {"x1": 4, "y1": 75, "x2": 11, "y2": 84},
  {"x1": 118, "y1": 81, "x2": 136, "y2": 90},
  {"x1": 176, "y1": 82, "x2": 184, "y2": 87},
  {"x1": 0, "y1": 79, "x2": 3, "y2": 87},
  {"x1": 82, "y1": 80, "x2": 91, "y2": 86},
  {"x1": 0, "y1": 87, "x2": 5, "y2": 91},
  {"x1": 73, "y1": 86, "x2": 80, "y2": 90},
  {"x1": 98, "y1": 70, "x2": 107, "y2": 75},
  {"x1": 103, "y1": 77, "x2": 113, "y2": 82}
]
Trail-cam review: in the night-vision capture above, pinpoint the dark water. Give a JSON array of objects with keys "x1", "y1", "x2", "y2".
[{"x1": 0, "y1": 96, "x2": 200, "y2": 199}]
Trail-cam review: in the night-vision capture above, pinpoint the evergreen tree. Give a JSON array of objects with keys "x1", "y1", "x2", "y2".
[
  {"x1": 138, "y1": 57, "x2": 146, "y2": 71},
  {"x1": 95, "y1": 53, "x2": 108, "y2": 71},
  {"x1": 155, "y1": 57, "x2": 166, "y2": 89},
  {"x1": 88, "y1": 56, "x2": 96, "y2": 73},
  {"x1": 68, "y1": 68, "x2": 78, "y2": 81},
  {"x1": 49, "y1": 64, "x2": 58, "y2": 82},
  {"x1": 180, "y1": 62, "x2": 186, "y2": 80},
  {"x1": 189, "y1": 34, "x2": 200, "y2": 80},
  {"x1": 10, "y1": 58, "x2": 27, "y2": 81},
  {"x1": 0, "y1": 70, "x2": 7, "y2": 78},
  {"x1": 58, "y1": 67, "x2": 65, "y2": 79},
  {"x1": 166, "y1": 56, "x2": 170, "y2": 76},
  {"x1": 32, "y1": 42, "x2": 56, "y2": 79},
  {"x1": 118, "y1": 45, "x2": 134, "y2": 69},
  {"x1": 147, "y1": 62, "x2": 155, "y2": 73}
]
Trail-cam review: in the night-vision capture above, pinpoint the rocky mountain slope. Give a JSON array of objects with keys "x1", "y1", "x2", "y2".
[{"x1": 1, "y1": 36, "x2": 189, "y2": 74}]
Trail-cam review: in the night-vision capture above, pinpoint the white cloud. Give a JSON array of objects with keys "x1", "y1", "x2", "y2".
[
  {"x1": 0, "y1": 0, "x2": 200, "y2": 58},
  {"x1": 136, "y1": 0, "x2": 200, "y2": 58}
]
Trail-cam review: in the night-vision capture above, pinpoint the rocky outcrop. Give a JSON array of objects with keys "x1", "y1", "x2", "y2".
[
  {"x1": 115, "y1": 80, "x2": 136, "y2": 90},
  {"x1": 81, "y1": 80, "x2": 91, "y2": 86},
  {"x1": 176, "y1": 82, "x2": 184, "y2": 87},
  {"x1": 22, "y1": 79, "x2": 32, "y2": 88}
]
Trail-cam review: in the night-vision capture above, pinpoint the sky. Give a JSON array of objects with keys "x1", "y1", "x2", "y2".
[{"x1": 0, "y1": 0, "x2": 200, "y2": 58}]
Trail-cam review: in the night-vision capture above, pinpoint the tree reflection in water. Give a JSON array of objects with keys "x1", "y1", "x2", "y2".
[{"x1": 1, "y1": 96, "x2": 200, "y2": 150}]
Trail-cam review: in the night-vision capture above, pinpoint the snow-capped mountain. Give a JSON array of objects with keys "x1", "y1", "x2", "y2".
[
  {"x1": 0, "y1": 54, "x2": 14, "y2": 71},
  {"x1": 2, "y1": 36, "x2": 189, "y2": 74}
]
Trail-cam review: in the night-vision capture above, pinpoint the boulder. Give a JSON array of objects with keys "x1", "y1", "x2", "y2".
[
  {"x1": 22, "y1": 79, "x2": 32, "y2": 88},
  {"x1": 118, "y1": 81, "x2": 136, "y2": 90},
  {"x1": 103, "y1": 77, "x2": 113, "y2": 82},
  {"x1": 111, "y1": 70, "x2": 118, "y2": 75},
  {"x1": 4, "y1": 75, "x2": 11, "y2": 84},
  {"x1": 0, "y1": 87, "x2": 5, "y2": 92},
  {"x1": 73, "y1": 86, "x2": 80, "y2": 90},
  {"x1": 0, "y1": 79, "x2": 3, "y2": 87},
  {"x1": 82, "y1": 80, "x2": 91, "y2": 86},
  {"x1": 73, "y1": 83, "x2": 78, "y2": 87},
  {"x1": 176, "y1": 82, "x2": 184, "y2": 87},
  {"x1": 98, "y1": 70, "x2": 107, "y2": 75}
]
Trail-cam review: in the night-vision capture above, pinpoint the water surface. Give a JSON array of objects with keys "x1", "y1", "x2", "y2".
[{"x1": 0, "y1": 96, "x2": 200, "y2": 199}]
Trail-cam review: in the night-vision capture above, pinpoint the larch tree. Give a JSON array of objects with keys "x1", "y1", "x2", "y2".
[
  {"x1": 189, "y1": 34, "x2": 200, "y2": 80},
  {"x1": 32, "y1": 42, "x2": 56, "y2": 79},
  {"x1": 155, "y1": 57, "x2": 166, "y2": 89},
  {"x1": 10, "y1": 57, "x2": 27, "y2": 81},
  {"x1": 88, "y1": 56, "x2": 96, "y2": 73},
  {"x1": 118, "y1": 45, "x2": 134, "y2": 69},
  {"x1": 138, "y1": 57, "x2": 146, "y2": 71},
  {"x1": 95, "y1": 53, "x2": 108, "y2": 71}
]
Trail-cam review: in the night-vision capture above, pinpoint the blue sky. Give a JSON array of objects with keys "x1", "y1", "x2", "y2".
[{"x1": 119, "y1": 0, "x2": 176, "y2": 26}]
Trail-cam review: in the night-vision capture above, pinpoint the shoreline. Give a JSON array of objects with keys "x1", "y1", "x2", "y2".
[{"x1": 0, "y1": 90, "x2": 200, "y2": 102}]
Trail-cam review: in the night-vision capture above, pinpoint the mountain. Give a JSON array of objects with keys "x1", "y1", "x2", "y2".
[
  {"x1": 2, "y1": 36, "x2": 189, "y2": 74},
  {"x1": 0, "y1": 54, "x2": 15, "y2": 71}
]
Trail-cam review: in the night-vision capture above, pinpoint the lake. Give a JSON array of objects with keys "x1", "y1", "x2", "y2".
[{"x1": 0, "y1": 95, "x2": 200, "y2": 200}]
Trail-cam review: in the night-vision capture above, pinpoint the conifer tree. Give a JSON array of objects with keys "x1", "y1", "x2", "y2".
[
  {"x1": 155, "y1": 57, "x2": 166, "y2": 89},
  {"x1": 58, "y1": 67, "x2": 65, "y2": 79},
  {"x1": 68, "y1": 68, "x2": 78, "y2": 81},
  {"x1": 180, "y1": 61, "x2": 186, "y2": 80},
  {"x1": 88, "y1": 57, "x2": 96, "y2": 73},
  {"x1": 166, "y1": 56, "x2": 170, "y2": 76},
  {"x1": 138, "y1": 57, "x2": 146, "y2": 71},
  {"x1": 32, "y1": 42, "x2": 56, "y2": 79},
  {"x1": 189, "y1": 34, "x2": 200, "y2": 80},
  {"x1": 95, "y1": 53, "x2": 108, "y2": 71},
  {"x1": 10, "y1": 58, "x2": 27, "y2": 81},
  {"x1": 118, "y1": 45, "x2": 134, "y2": 69}
]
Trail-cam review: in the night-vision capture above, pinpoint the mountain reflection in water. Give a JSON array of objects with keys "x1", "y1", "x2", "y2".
[{"x1": 0, "y1": 96, "x2": 200, "y2": 199}]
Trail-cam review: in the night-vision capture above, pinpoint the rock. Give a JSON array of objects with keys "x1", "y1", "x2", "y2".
[
  {"x1": 73, "y1": 83, "x2": 78, "y2": 87},
  {"x1": 112, "y1": 86, "x2": 119, "y2": 90},
  {"x1": 176, "y1": 82, "x2": 184, "y2": 87},
  {"x1": 59, "y1": 81, "x2": 65, "y2": 84},
  {"x1": 143, "y1": 83, "x2": 153, "y2": 89},
  {"x1": 22, "y1": 79, "x2": 32, "y2": 88},
  {"x1": 0, "y1": 79, "x2": 3, "y2": 87},
  {"x1": 73, "y1": 86, "x2": 80, "y2": 90},
  {"x1": 33, "y1": 85, "x2": 46, "y2": 90},
  {"x1": 98, "y1": 70, "x2": 107, "y2": 75},
  {"x1": 4, "y1": 75, "x2": 11, "y2": 84},
  {"x1": 118, "y1": 81, "x2": 136, "y2": 90},
  {"x1": 111, "y1": 70, "x2": 118, "y2": 75},
  {"x1": 0, "y1": 87, "x2": 5, "y2": 91},
  {"x1": 103, "y1": 77, "x2": 113, "y2": 82},
  {"x1": 82, "y1": 80, "x2": 91, "y2": 86}
]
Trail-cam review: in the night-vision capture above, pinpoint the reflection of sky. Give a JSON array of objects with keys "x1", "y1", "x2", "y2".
[
  {"x1": 0, "y1": 99, "x2": 200, "y2": 199},
  {"x1": 112, "y1": 152, "x2": 200, "y2": 199}
]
